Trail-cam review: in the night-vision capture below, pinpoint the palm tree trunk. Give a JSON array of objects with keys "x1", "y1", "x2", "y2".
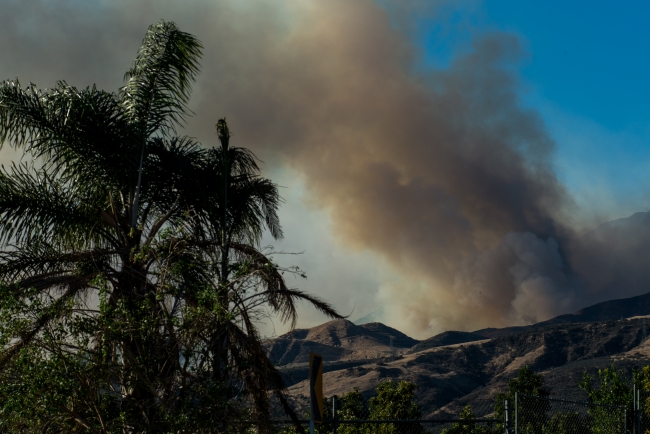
[
  {"x1": 131, "y1": 138, "x2": 147, "y2": 228},
  {"x1": 215, "y1": 119, "x2": 231, "y2": 385},
  {"x1": 117, "y1": 252, "x2": 161, "y2": 432}
]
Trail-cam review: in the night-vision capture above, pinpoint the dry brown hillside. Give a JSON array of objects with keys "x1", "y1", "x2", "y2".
[{"x1": 267, "y1": 316, "x2": 650, "y2": 419}]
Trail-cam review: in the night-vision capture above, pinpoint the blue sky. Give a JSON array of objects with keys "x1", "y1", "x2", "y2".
[
  {"x1": 419, "y1": 2, "x2": 650, "y2": 131},
  {"x1": 412, "y1": 1, "x2": 650, "y2": 222},
  {"x1": 483, "y1": 2, "x2": 650, "y2": 131}
]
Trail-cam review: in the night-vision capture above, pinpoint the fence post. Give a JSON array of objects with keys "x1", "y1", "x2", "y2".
[
  {"x1": 514, "y1": 392, "x2": 518, "y2": 434},
  {"x1": 634, "y1": 385, "x2": 643, "y2": 434},
  {"x1": 504, "y1": 399, "x2": 511, "y2": 434},
  {"x1": 332, "y1": 395, "x2": 338, "y2": 434},
  {"x1": 634, "y1": 385, "x2": 636, "y2": 434}
]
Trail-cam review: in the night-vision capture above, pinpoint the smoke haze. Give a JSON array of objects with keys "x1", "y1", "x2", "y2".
[{"x1": 0, "y1": 0, "x2": 645, "y2": 337}]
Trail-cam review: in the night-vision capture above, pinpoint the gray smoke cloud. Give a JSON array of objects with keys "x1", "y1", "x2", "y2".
[
  {"x1": 455, "y1": 233, "x2": 576, "y2": 325},
  {"x1": 0, "y1": 0, "x2": 641, "y2": 337}
]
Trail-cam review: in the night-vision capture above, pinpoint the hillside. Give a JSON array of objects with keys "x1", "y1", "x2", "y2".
[
  {"x1": 263, "y1": 319, "x2": 418, "y2": 366},
  {"x1": 271, "y1": 316, "x2": 650, "y2": 418},
  {"x1": 407, "y1": 331, "x2": 485, "y2": 353},
  {"x1": 474, "y1": 290, "x2": 650, "y2": 338},
  {"x1": 267, "y1": 287, "x2": 650, "y2": 418}
]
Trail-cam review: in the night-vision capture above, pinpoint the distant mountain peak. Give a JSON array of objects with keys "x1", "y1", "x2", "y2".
[{"x1": 263, "y1": 318, "x2": 418, "y2": 366}]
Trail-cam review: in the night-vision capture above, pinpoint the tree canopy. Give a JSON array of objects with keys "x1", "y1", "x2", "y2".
[{"x1": 0, "y1": 21, "x2": 341, "y2": 433}]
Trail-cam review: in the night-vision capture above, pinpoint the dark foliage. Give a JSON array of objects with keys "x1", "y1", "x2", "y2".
[{"x1": 0, "y1": 21, "x2": 341, "y2": 433}]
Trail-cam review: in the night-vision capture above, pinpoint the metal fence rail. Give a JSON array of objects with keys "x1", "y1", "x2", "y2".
[
  {"x1": 263, "y1": 419, "x2": 501, "y2": 434},
  {"x1": 515, "y1": 393, "x2": 627, "y2": 434},
  {"x1": 262, "y1": 393, "x2": 502, "y2": 434}
]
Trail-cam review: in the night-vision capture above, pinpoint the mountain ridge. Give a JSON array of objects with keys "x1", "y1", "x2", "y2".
[
  {"x1": 263, "y1": 319, "x2": 418, "y2": 366},
  {"x1": 267, "y1": 290, "x2": 650, "y2": 418},
  {"x1": 277, "y1": 316, "x2": 650, "y2": 418},
  {"x1": 473, "y1": 290, "x2": 650, "y2": 338},
  {"x1": 265, "y1": 210, "x2": 650, "y2": 416}
]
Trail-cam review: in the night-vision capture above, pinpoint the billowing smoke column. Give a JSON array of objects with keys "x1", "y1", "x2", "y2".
[
  {"x1": 1, "y1": 0, "x2": 642, "y2": 336},
  {"x1": 192, "y1": 0, "x2": 576, "y2": 333}
]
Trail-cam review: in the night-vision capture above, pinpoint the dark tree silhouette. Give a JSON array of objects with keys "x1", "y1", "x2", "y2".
[{"x1": 0, "y1": 21, "x2": 341, "y2": 433}]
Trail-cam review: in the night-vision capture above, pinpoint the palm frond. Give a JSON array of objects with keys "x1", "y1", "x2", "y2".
[
  {"x1": 0, "y1": 244, "x2": 116, "y2": 284},
  {"x1": 226, "y1": 321, "x2": 304, "y2": 433},
  {"x1": 0, "y1": 80, "x2": 134, "y2": 191},
  {"x1": 231, "y1": 243, "x2": 343, "y2": 328},
  {"x1": 228, "y1": 175, "x2": 284, "y2": 243},
  {"x1": 120, "y1": 21, "x2": 202, "y2": 137},
  {"x1": 0, "y1": 164, "x2": 117, "y2": 249},
  {"x1": 139, "y1": 136, "x2": 205, "y2": 222},
  {"x1": 18, "y1": 272, "x2": 99, "y2": 293},
  {"x1": 185, "y1": 144, "x2": 284, "y2": 245}
]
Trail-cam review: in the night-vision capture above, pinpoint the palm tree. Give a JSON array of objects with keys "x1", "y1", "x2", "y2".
[{"x1": 0, "y1": 21, "x2": 340, "y2": 433}]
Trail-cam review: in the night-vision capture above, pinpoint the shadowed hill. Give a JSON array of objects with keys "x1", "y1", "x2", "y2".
[
  {"x1": 263, "y1": 319, "x2": 418, "y2": 366},
  {"x1": 408, "y1": 331, "x2": 485, "y2": 353},
  {"x1": 474, "y1": 291, "x2": 650, "y2": 338}
]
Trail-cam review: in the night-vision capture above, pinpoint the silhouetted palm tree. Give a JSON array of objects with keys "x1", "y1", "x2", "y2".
[{"x1": 0, "y1": 21, "x2": 340, "y2": 433}]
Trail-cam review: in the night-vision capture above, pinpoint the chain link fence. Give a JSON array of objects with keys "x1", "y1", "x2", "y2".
[
  {"x1": 262, "y1": 393, "x2": 501, "y2": 434},
  {"x1": 260, "y1": 418, "x2": 500, "y2": 434},
  {"x1": 514, "y1": 394, "x2": 627, "y2": 434},
  {"x1": 230, "y1": 392, "x2": 639, "y2": 434},
  {"x1": 636, "y1": 389, "x2": 650, "y2": 434},
  {"x1": 331, "y1": 393, "x2": 500, "y2": 434}
]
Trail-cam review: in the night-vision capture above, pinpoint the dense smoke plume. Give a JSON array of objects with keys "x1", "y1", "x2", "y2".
[{"x1": 1, "y1": 0, "x2": 643, "y2": 336}]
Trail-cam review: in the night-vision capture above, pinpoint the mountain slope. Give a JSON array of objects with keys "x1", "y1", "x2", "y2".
[
  {"x1": 474, "y1": 291, "x2": 650, "y2": 338},
  {"x1": 263, "y1": 319, "x2": 418, "y2": 366},
  {"x1": 408, "y1": 331, "x2": 485, "y2": 353},
  {"x1": 278, "y1": 317, "x2": 650, "y2": 418}
]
